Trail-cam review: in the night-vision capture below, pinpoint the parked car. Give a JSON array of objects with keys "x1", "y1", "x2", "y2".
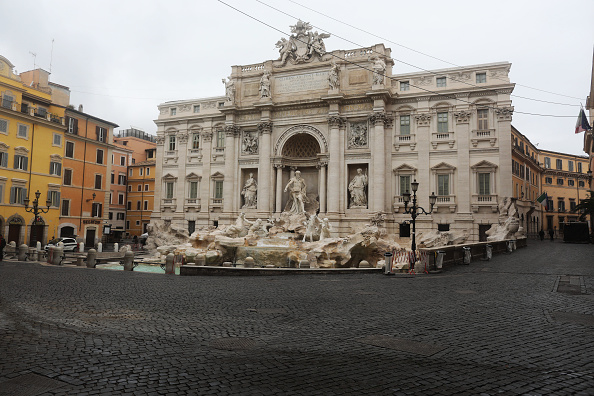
[{"x1": 44, "y1": 237, "x2": 78, "y2": 252}]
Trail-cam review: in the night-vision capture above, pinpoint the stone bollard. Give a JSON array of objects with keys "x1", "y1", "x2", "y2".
[
  {"x1": 97, "y1": 242, "x2": 103, "y2": 253},
  {"x1": 76, "y1": 256, "x2": 85, "y2": 266},
  {"x1": 123, "y1": 250, "x2": 135, "y2": 271},
  {"x1": 87, "y1": 249, "x2": 97, "y2": 268},
  {"x1": 223, "y1": 261, "x2": 233, "y2": 267},
  {"x1": 244, "y1": 257, "x2": 255, "y2": 268},
  {"x1": 114, "y1": 243, "x2": 119, "y2": 253},
  {"x1": 165, "y1": 253, "x2": 175, "y2": 274},
  {"x1": 79, "y1": 242, "x2": 84, "y2": 253},
  {"x1": 37, "y1": 251, "x2": 43, "y2": 261},
  {"x1": 359, "y1": 260, "x2": 371, "y2": 268},
  {"x1": 36, "y1": 241, "x2": 42, "y2": 252},
  {"x1": 52, "y1": 246, "x2": 64, "y2": 266},
  {"x1": 195, "y1": 254, "x2": 206, "y2": 266},
  {"x1": 18, "y1": 244, "x2": 28, "y2": 261},
  {"x1": 299, "y1": 259, "x2": 310, "y2": 268}
]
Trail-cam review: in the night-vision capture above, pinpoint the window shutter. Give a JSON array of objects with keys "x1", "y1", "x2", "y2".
[
  {"x1": 99, "y1": 203, "x2": 102, "y2": 218},
  {"x1": 13, "y1": 155, "x2": 18, "y2": 169},
  {"x1": 1, "y1": 153, "x2": 6, "y2": 167},
  {"x1": 21, "y1": 188, "x2": 27, "y2": 204},
  {"x1": 57, "y1": 163, "x2": 62, "y2": 176},
  {"x1": 96, "y1": 126, "x2": 100, "y2": 140},
  {"x1": 23, "y1": 157, "x2": 28, "y2": 171},
  {"x1": 56, "y1": 192, "x2": 61, "y2": 207},
  {"x1": 10, "y1": 187, "x2": 15, "y2": 203}
]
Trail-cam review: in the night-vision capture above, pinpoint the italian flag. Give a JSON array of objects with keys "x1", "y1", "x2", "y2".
[{"x1": 536, "y1": 192, "x2": 547, "y2": 205}]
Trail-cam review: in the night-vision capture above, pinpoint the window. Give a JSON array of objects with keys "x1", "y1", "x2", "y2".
[
  {"x1": 111, "y1": 173, "x2": 115, "y2": 184},
  {"x1": 67, "y1": 117, "x2": 78, "y2": 134},
  {"x1": 0, "y1": 152, "x2": 8, "y2": 167},
  {"x1": 47, "y1": 191, "x2": 60, "y2": 207},
  {"x1": 400, "y1": 115, "x2": 410, "y2": 135},
  {"x1": 546, "y1": 199, "x2": 554, "y2": 212},
  {"x1": 558, "y1": 200, "x2": 565, "y2": 212},
  {"x1": 218, "y1": 102, "x2": 225, "y2": 108},
  {"x1": 557, "y1": 178, "x2": 564, "y2": 185},
  {"x1": 144, "y1": 184, "x2": 149, "y2": 191},
  {"x1": 399, "y1": 175, "x2": 411, "y2": 195},
  {"x1": 436, "y1": 77, "x2": 446, "y2": 87},
  {"x1": 2, "y1": 93, "x2": 14, "y2": 109},
  {"x1": 147, "y1": 150, "x2": 154, "y2": 159},
  {"x1": 129, "y1": 168, "x2": 133, "y2": 177},
  {"x1": 108, "y1": 212, "x2": 113, "y2": 220},
  {"x1": 165, "y1": 182, "x2": 174, "y2": 199},
  {"x1": 118, "y1": 193, "x2": 124, "y2": 205},
  {"x1": 192, "y1": 133, "x2": 200, "y2": 149},
  {"x1": 556, "y1": 159, "x2": 562, "y2": 170},
  {"x1": 127, "y1": 201, "x2": 131, "y2": 210},
  {"x1": 136, "y1": 220, "x2": 141, "y2": 226},
  {"x1": 136, "y1": 201, "x2": 141, "y2": 210},
  {"x1": 193, "y1": 105, "x2": 200, "y2": 113},
  {"x1": 61, "y1": 199, "x2": 70, "y2": 216},
  {"x1": 10, "y1": 186, "x2": 26, "y2": 204},
  {"x1": 117, "y1": 213, "x2": 125, "y2": 220},
  {"x1": 126, "y1": 220, "x2": 130, "y2": 229},
  {"x1": 92, "y1": 202, "x2": 102, "y2": 217},
  {"x1": 568, "y1": 161, "x2": 574, "y2": 172},
  {"x1": 478, "y1": 173, "x2": 490, "y2": 195},
  {"x1": 544, "y1": 157, "x2": 551, "y2": 169},
  {"x1": 188, "y1": 220, "x2": 196, "y2": 235},
  {"x1": 577, "y1": 162, "x2": 582, "y2": 173},
  {"x1": 0, "y1": 118, "x2": 7, "y2": 134},
  {"x1": 36, "y1": 107, "x2": 47, "y2": 118},
  {"x1": 64, "y1": 169, "x2": 72, "y2": 185},
  {"x1": 128, "y1": 185, "x2": 132, "y2": 192},
  {"x1": 96, "y1": 126, "x2": 107, "y2": 142},
  {"x1": 437, "y1": 174, "x2": 449, "y2": 195},
  {"x1": 18, "y1": 124, "x2": 28, "y2": 138},
  {"x1": 132, "y1": 158, "x2": 135, "y2": 164},
  {"x1": 189, "y1": 181, "x2": 198, "y2": 198},
  {"x1": 96, "y1": 149, "x2": 104, "y2": 164},
  {"x1": 437, "y1": 224, "x2": 450, "y2": 232},
  {"x1": 215, "y1": 180, "x2": 224, "y2": 199},
  {"x1": 477, "y1": 109, "x2": 488, "y2": 130},
  {"x1": 144, "y1": 201, "x2": 148, "y2": 210},
  {"x1": 545, "y1": 177, "x2": 552, "y2": 184},
  {"x1": 400, "y1": 81, "x2": 409, "y2": 91},
  {"x1": 570, "y1": 200, "x2": 576, "y2": 211},
  {"x1": 65, "y1": 141, "x2": 74, "y2": 158},
  {"x1": 437, "y1": 112, "x2": 448, "y2": 133},
  {"x1": 120, "y1": 156, "x2": 126, "y2": 166},
  {"x1": 216, "y1": 130, "x2": 225, "y2": 148},
  {"x1": 568, "y1": 179, "x2": 575, "y2": 187},
  {"x1": 118, "y1": 174, "x2": 126, "y2": 185},
  {"x1": 579, "y1": 181, "x2": 585, "y2": 187},
  {"x1": 53, "y1": 133, "x2": 62, "y2": 146},
  {"x1": 146, "y1": 167, "x2": 150, "y2": 176},
  {"x1": 14, "y1": 155, "x2": 28, "y2": 171},
  {"x1": 49, "y1": 161, "x2": 62, "y2": 176},
  {"x1": 137, "y1": 184, "x2": 142, "y2": 191},
  {"x1": 94, "y1": 174, "x2": 102, "y2": 190},
  {"x1": 139, "y1": 168, "x2": 143, "y2": 176},
  {"x1": 170, "y1": 108, "x2": 176, "y2": 116},
  {"x1": 169, "y1": 135, "x2": 176, "y2": 151},
  {"x1": 476, "y1": 72, "x2": 486, "y2": 83}
]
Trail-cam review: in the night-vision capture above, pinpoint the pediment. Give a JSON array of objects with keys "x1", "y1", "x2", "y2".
[
  {"x1": 14, "y1": 146, "x2": 29, "y2": 154},
  {"x1": 0, "y1": 142, "x2": 9, "y2": 150},
  {"x1": 211, "y1": 171, "x2": 224, "y2": 180},
  {"x1": 471, "y1": 160, "x2": 498, "y2": 169},
  {"x1": 393, "y1": 163, "x2": 417, "y2": 173},
  {"x1": 50, "y1": 154, "x2": 63, "y2": 161},
  {"x1": 186, "y1": 172, "x2": 202, "y2": 180},
  {"x1": 431, "y1": 162, "x2": 456, "y2": 170},
  {"x1": 162, "y1": 173, "x2": 177, "y2": 180}
]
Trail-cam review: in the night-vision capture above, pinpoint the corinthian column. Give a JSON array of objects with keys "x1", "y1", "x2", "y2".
[
  {"x1": 318, "y1": 162, "x2": 327, "y2": 213},
  {"x1": 275, "y1": 164, "x2": 284, "y2": 214},
  {"x1": 223, "y1": 125, "x2": 237, "y2": 213},
  {"x1": 370, "y1": 113, "x2": 388, "y2": 212},
  {"x1": 327, "y1": 115, "x2": 345, "y2": 214},
  {"x1": 257, "y1": 122, "x2": 272, "y2": 212}
]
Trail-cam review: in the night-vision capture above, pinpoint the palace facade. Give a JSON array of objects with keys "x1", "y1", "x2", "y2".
[{"x1": 152, "y1": 22, "x2": 515, "y2": 241}]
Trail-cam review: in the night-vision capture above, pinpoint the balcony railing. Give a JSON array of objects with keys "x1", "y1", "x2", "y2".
[
  {"x1": 184, "y1": 198, "x2": 201, "y2": 212},
  {"x1": 161, "y1": 198, "x2": 177, "y2": 212}
]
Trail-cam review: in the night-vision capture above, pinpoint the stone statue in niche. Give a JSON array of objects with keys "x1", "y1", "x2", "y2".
[
  {"x1": 348, "y1": 168, "x2": 368, "y2": 208},
  {"x1": 371, "y1": 57, "x2": 386, "y2": 85},
  {"x1": 222, "y1": 77, "x2": 235, "y2": 103},
  {"x1": 328, "y1": 62, "x2": 340, "y2": 90},
  {"x1": 284, "y1": 170, "x2": 308, "y2": 214},
  {"x1": 241, "y1": 132, "x2": 258, "y2": 155},
  {"x1": 259, "y1": 71, "x2": 271, "y2": 98},
  {"x1": 241, "y1": 173, "x2": 258, "y2": 209},
  {"x1": 348, "y1": 123, "x2": 368, "y2": 148}
]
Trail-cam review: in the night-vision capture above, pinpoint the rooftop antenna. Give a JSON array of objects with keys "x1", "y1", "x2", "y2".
[
  {"x1": 49, "y1": 39, "x2": 54, "y2": 76},
  {"x1": 29, "y1": 51, "x2": 37, "y2": 70}
]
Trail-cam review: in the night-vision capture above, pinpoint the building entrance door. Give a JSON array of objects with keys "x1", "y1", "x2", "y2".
[
  {"x1": 29, "y1": 224, "x2": 44, "y2": 247},
  {"x1": 85, "y1": 228, "x2": 96, "y2": 248},
  {"x1": 8, "y1": 224, "x2": 21, "y2": 245}
]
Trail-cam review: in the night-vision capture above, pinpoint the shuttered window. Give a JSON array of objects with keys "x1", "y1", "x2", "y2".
[{"x1": 49, "y1": 162, "x2": 62, "y2": 176}]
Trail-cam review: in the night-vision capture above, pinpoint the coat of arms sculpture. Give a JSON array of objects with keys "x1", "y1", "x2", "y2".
[{"x1": 275, "y1": 21, "x2": 331, "y2": 67}]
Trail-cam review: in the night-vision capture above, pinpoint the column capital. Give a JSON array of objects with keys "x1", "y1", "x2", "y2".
[
  {"x1": 327, "y1": 115, "x2": 346, "y2": 128},
  {"x1": 368, "y1": 112, "x2": 393, "y2": 127},
  {"x1": 202, "y1": 131, "x2": 213, "y2": 142},
  {"x1": 224, "y1": 125, "x2": 240, "y2": 137},
  {"x1": 495, "y1": 106, "x2": 514, "y2": 121},
  {"x1": 257, "y1": 121, "x2": 273, "y2": 135},
  {"x1": 155, "y1": 136, "x2": 165, "y2": 145}
]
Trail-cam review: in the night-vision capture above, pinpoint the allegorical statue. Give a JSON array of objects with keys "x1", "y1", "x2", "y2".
[
  {"x1": 320, "y1": 218, "x2": 332, "y2": 240},
  {"x1": 222, "y1": 77, "x2": 235, "y2": 102},
  {"x1": 371, "y1": 57, "x2": 386, "y2": 85},
  {"x1": 241, "y1": 173, "x2": 258, "y2": 209},
  {"x1": 284, "y1": 170, "x2": 308, "y2": 214},
  {"x1": 348, "y1": 168, "x2": 368, "y2": 208},
  {"x1": 259, "y1": 71, "x2": 271, "y2": 98},
  {"x1": 328, "y1": 62, "x2": 339, "y2": 90}
]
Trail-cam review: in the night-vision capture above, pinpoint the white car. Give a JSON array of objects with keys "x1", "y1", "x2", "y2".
[{"x1": 45, "y1": 237, "x2": 79, "y2": 252}]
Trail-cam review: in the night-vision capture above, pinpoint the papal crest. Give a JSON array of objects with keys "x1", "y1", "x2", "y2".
[{"x1": 275, "y1": 20, "x2": 331, "y2": 67}]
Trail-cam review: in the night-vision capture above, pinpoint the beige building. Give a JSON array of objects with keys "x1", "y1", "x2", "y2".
[{"x1": 152, "y1": 22, "x2": 515, "y2": 241}]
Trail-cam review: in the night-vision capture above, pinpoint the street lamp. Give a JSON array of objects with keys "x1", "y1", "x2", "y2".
[
  {"x1": 402, "y1": 180, "x2": 437, "y2": 271},
  {"x1": 24, "y1": 190, "x2": 52, "y2": 247}
]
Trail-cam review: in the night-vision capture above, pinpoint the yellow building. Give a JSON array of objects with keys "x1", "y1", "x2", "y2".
[
  {"x1": 540, "y1": 149, "x2": 590, "y2": 235},
  {"x1": 0, "y1": 56, "x2": 66, "y2": 246},
  {"x1": 126, "y1": 159, "x2": 156, "y2": 236}
]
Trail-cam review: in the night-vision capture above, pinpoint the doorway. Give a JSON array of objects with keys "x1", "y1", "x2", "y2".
[
  {"x1": 8, "y1": 224, "x2": 21, "y2": 245},
  {"x1": 479, "y1": 224, "x2": 491, "y2": 242},
  {"x1": 29, "y1": 224, "x2": 44, "y2": 247},
  {"x1": 85, "y1": 228, "x2": 96, "y2": 248}
]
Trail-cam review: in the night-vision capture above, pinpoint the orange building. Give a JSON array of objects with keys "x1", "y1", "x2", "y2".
[
  {"x1": 109, "y1": 142, "x2": 133, "y2": 241},
  {"x1": 113, "y1": 128, "x2": 156, "y2": 164},
  {"x1": 127, "y1": 159, "x2": 156, "y2": 236},
  {"x1": 59, "y1": 107, "x2": 119, "y2": 247}
]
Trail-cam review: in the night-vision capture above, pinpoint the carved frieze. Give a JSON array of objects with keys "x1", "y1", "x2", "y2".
[
  {"x1": 328, "y1": 115, "x2": 346, "y2": 128},
  {"x1": 454, "y1": 111, "x2": 472, "y2": 124},
  {"x1": 489, "y1": 67, "x2": 510, "y2": 79},
  {"x1": 159, "y1": 108, "x2": 168, "y2": 115},
  {"x1": 177, "y1": 132, "x2": 189, "y2": 144},
  {"x1": 413, "y1": 76, "x2": 433, "y2": 86},
  {"x1": 495, "y1": 106, "x2": 514, "y2": 121},
  {"x1": 202, "y1": 131, "x2": 213, "y2": 142},
  {"x1": 448, "y1": 72, "x2": 471, "y2": 81},
  {"x1": 241, "y1": 131, "x2": 259, "y2": 155},
  {"x1": 203, "y1": 102, "x2": 217, "y2": 109},
  {"x1": 348, "y1": 122, "x2": 368, "y2": 149},
  {"x1": 179, "y1": 104, "x2": 191, "y2": 112},
  {"x1": 415, "y1": 113, "x2": 431, "y2": 126}
]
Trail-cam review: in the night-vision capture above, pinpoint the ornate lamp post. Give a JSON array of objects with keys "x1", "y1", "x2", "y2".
[
  {"x1": 402, "y1": 180, "x2": 437, "y2": 269},
  {"x1": 24, "y1": 190, "x2": 52, "y2": 247}
]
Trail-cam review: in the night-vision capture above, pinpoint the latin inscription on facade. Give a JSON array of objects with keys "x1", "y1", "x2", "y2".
[
  {"x1": 275, "y1": 72, "x2": 329, "y2": 94},
  {"x1": 349, "y1": 70, "x2": 368, "y2": 85},
  {"x1": 273, "y1": 107, "x2": 328, "y2": 118},
  {"x1": 243, "y1": 82, "x2": 260, "y2": 97}
]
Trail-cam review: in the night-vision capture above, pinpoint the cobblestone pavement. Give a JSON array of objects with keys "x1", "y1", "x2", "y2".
[{"x1": 1, "y1": 240, "x2": 593, "y2": 395}]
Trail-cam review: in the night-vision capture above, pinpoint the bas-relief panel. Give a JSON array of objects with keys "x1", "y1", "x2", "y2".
[
  {"x1": 243, "y1": 83, "x2": 260, "y2": 97},
  {"x1": 341, "y1": 103, "x2": 373, "y2": 113},
  {"x1": 274, "y1": 71, "x2": 329, "y2": 94},
  {"x1": 272, "y1": 107, "x2": 328, "y2": 119}
]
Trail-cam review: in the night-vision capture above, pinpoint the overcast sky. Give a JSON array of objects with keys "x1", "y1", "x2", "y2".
[{"x1": 2, "y1": 0, "x2": 592, "y2": 156}]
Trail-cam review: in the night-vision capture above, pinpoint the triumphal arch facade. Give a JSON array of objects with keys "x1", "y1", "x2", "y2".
[{"x1": 152, "y1": 21, "x2": 515, "y2": 241}]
